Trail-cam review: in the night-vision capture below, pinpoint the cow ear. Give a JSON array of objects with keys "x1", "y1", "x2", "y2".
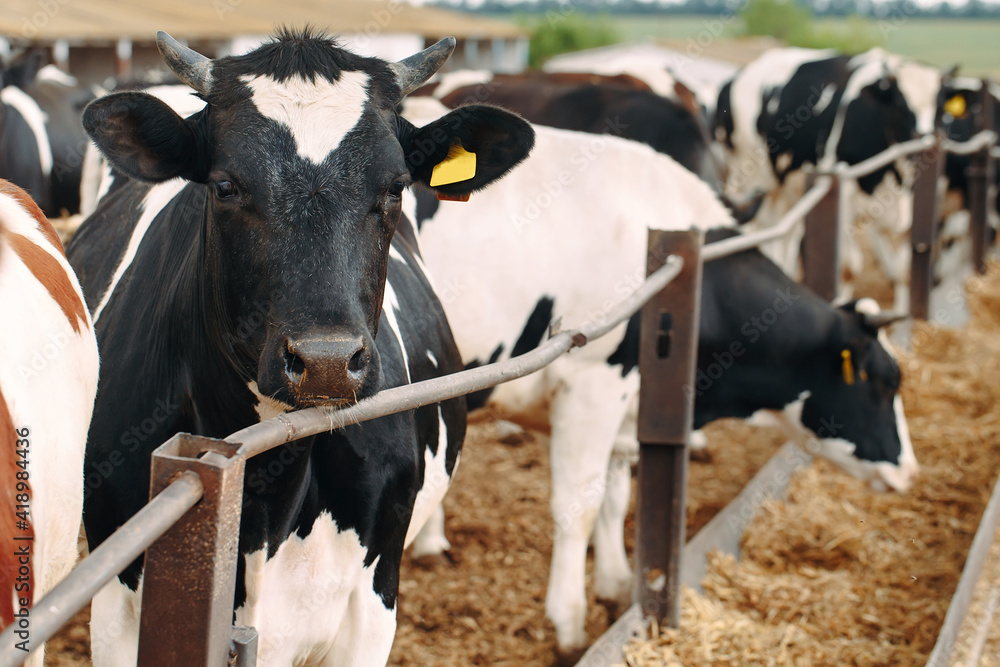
[
  {"x1": 402, "y1": 104, "x2": 534, "y2": 197},
  {"x1": 82, "y1": 92, "x2": 210, "y2": 184}
]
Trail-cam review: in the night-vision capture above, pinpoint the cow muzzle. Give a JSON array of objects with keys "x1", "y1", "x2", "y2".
[{"x1": 280, "y1": 331, "x2": 374, "y2": 405}]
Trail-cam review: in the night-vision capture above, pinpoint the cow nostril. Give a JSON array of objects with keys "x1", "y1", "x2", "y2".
[
  {"x1": 284, "y1": 344, "x2": 306, "y2": 381},
  {"x1": 348, "y1": 348, "x2": 367, "y2": 375}
]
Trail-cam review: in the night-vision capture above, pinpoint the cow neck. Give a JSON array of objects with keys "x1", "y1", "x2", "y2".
[
  {"x1": 696, "y1": 265, "x2": 841, "y2": 426},
  {"x1": 157, "y1": 189, "x2": 258, "y2": 437},
  {"x1": 756, "y1": 288, "x2": 843, "y2": 413}
]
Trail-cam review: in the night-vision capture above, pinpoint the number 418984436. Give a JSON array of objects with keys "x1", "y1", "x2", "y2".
[{"x1": 14, "y1": 427, "x2": 29, "y2": 523}]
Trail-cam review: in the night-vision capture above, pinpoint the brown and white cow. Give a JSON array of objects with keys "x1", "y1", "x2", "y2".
[{"x1": 0, "y1": 179, "x2": 99, "y2": 666}]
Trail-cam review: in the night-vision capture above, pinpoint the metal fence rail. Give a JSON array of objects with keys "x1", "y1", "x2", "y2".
[
  {"x1": 702, "y1": 176, "x2": 834, "y2": 262},
  {"x1": 230, "y1": 255, "x2": 686, "y2": 459},
  {"x1": 0, "y1": 474, "x2": 204, "y2": 666},
  {"x1": 1, "y1": 85, "x2": 998, "y2": 667}
]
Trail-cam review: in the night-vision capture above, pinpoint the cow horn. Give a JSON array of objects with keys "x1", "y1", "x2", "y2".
[
  {"x1": 863, "y1": 310, "x2": 908, "y2": 330},
  {"x1": 389, "y1": 37, "x2": 456, "y2": 97},
  {"x1": 156, "y1": 31, "x2": 213, "y2": 96}
]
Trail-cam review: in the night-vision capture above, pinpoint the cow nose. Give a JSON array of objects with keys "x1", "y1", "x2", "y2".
[{"x1": 282, "y1": 333, "x2": 372, "y2": 403}]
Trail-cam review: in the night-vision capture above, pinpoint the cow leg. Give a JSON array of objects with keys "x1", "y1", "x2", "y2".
[
  {"x1": 591, "y1": 453, "x2": 632, "y2": 615},
  {"x1": 546, "y1": 363, "x2": 636, "y2": 661},
  {"x1": 322, "y1": 588, "x2": 397, "y2": 667},
  {"x1": 409, "y1": 502, "x2": 450, "y2": 560},
  {"x1": 592, "y1": 391, "x2": 640, "y2": 618},
  {"x1": 867, "y1": 223, "x2": 911, "y2": 313},
  {"x1": 89, "y1": 577, "x2": 141, "y2": 667},
  {"x1": 687, "y1": 429, "x2": 712, "y2": 462}
]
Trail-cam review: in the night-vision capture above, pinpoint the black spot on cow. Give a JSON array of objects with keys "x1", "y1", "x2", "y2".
[
  {"x1": 606, "y1": 312, "x2": 640, "y2": 378},
  {"x1": 464, "y1": 296, "x2": 554, "y2": 411},
  {"x1": 714, "y1": 80, "x2": 735, "y2": 149},
  {"x1": 511, "y1": 296, "x2": 555, "y2": 358},
  {"x1": 412, "y1": 183, "x2": 439, "y2": 229},
  {"x1": 463, "y1": 344, "x2": 505, "y2": 410}
]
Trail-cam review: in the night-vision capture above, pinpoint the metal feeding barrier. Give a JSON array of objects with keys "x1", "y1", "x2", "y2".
[{"x1": 1, "y1": 81, "x2": 998, "y2": 667}]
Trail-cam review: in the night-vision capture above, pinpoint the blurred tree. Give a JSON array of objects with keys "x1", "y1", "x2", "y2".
[
  {"x1": 739, "y1": 0, "x2": 882, "y2": 53},
  {"x1": 525, "y1": 13, "x2": 621, "y2": 68},
  {"x1": 740, "y1": 0, "x2": 814, "y2": 42}
]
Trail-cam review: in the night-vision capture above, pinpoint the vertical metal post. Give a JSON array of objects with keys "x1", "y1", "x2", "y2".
[
  {"x1": 910, "y1": 137, "x2": 944, "y2": 320},
  {"x1": 969, "y1": 79, "x2": 996, "y2": 274},
  {"x1": 230, "y1": 626, "x2": 259, "y2": 667},
  {"x1": 137, "y1": 434, "x2": 246, "y2": 667},
  {"x1": 635, "y1": 229, "x2": 703, "y2": 627},
  {"x1": 802, "y1": 177, "x2": 840, "y2": 302}
]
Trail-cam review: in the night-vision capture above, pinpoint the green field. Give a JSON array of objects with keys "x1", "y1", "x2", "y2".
[
  {"x1": 506, "y1": 14, "x2": 1000, "y2": 79},
  {"x1": 878, "y1": 18, "x2": 1000, "y2": 79},
  {"x1": 617, "y1": 16, "x2": 1000, "y2": 78}
]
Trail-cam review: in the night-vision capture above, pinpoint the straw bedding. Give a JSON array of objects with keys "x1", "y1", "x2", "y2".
[{"x1": 621, "y1": 264, "x2": 1000, "y2": 666}]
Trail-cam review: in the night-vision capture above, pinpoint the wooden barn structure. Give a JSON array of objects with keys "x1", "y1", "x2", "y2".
[{"x1": 0, "y1": 0, "x2": 528, "y2": 87}]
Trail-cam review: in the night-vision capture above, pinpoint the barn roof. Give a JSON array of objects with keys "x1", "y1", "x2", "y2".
[{"x1": 1, "y1": 0, "x2": 527, "y2": 42}]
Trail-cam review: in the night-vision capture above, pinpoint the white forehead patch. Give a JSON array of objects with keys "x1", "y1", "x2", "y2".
[{"x1": 240, "y1": 70, "x2": 371, "y2": 164}]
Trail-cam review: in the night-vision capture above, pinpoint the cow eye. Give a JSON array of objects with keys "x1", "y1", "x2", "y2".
[
  {"x1": 214, "y1": 180, "x2": 238, "y2": 200},
  {"x1": 387, "y1": 180, "x2": 406, "y2": 199}
]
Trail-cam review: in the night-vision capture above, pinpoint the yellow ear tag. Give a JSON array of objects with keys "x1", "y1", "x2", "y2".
[
  {"x1": 944, "y1": 95, "x2": 966, "y2": 118},
  {"x1": 841, "y1": 349, "x2": 855, "y2": 386},
  {"x1": 430, "y1": 144, "x2": 477, "y2": 188}
]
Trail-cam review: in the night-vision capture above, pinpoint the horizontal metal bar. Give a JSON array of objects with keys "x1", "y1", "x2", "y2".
[
  {"x1": 943, "y1": 130, "x2": 998, "y2": 156},
  {"x1": 0, "y1": 472, "x2": 204, "y2": 667},
  {"x1": 702, "y1": 177, "x2": 833, "y2": 263},
  {"x1": 230, "y1": 255, "x2": 685, "y2": 459},
  {"x1": 835, "y1": 135, "x2": 936, "y2": 181}
]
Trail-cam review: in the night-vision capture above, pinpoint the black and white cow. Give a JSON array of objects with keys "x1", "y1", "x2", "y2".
[
  {"x1": 714, "y1": 47, "x2": 945, "y2": 311},
  {"x1": 26, "y1": 65, "x2": 99, "y2": 216},
  {"x1": 935, "y1": 77, "x2": 1000, "y2": 280},
  {"x1": 0, "y1": 51, "x2": 49, "y2": 212},
  {"x1": 1, "y1": 53, "x2": 96, "y2": 216},
  {"x1": 417, "y1": 69, "x2": 725, "y2": 192},
  {"x1": 402, "y1": 103, "x2": 916, "y2": 661},
  {"x1": 67, "y1": 29, "x2": 533, "y2": 666}
]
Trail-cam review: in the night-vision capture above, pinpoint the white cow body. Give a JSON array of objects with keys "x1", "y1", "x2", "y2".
[{"x1": 404, "y1": 101, "x2": 733, "y2": 658}]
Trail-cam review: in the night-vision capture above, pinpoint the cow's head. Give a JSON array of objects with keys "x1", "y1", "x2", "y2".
[
  {"x1": 798, "y1": 298, "x2": 917, "y2": 492},
  {"x1": 838, "y1": 73, "x2": 917, "y2": 195},
  {"x1": 82, "y1": 28, "x2": 534, "y2": 407}
]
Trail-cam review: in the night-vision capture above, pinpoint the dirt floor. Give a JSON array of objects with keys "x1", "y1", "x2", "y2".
[{"x1": 621, "y1": 264, "x2": 1000, "y2": 666}]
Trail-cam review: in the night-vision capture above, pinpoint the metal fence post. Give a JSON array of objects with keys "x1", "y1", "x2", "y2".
[
  {"x1": 910, "y1": 136, "x2": 945, "y2": 320},
  {"x1": 137, "y1": 434, "x2": 247, "y2": 667},
  {"x1": 230, "y1": 626, "x2": 260, "y2": 666},
  {"x1": 635, "y1": 229, "x2": 703, "y2": 627},
  {"x1": 802, "y1": 176, "x2": 840, "y2": 302},
  {"x1": 970, "y1": 79, "x2": 996, "y2": 274}
]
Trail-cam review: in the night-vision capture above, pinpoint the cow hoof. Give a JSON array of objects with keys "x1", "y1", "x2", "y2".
[
  {"x1": 495, "y1": 419, "x2": 530, "y2": 445},
  {"x1": 555, "y1": 645, "x2": 588, "y2": 666},
  {"x1": 689, "y1": 448, "x2": 713, "y2": 463},
  {"x1": 596, "y1": 596, "x2": 627, "y2": 622}
]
